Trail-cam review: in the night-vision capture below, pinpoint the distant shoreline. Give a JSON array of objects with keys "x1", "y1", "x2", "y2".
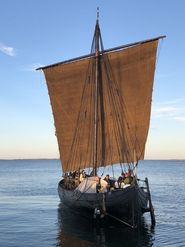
[
  {"x1": 0, "y1": 159, "x2": 185, "y2": 161},
  {"x1": 0, "y1": 158, "x2": 60, "y2": 161}
]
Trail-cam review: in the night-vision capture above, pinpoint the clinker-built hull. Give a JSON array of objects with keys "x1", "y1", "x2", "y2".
[{"x1": 58, "y1": 179, "x2": 148, "y2": 225}]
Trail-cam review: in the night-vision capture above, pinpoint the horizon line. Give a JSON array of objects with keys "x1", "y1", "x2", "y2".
[{"x1": 0, "y1": 158, "x2": 185, "y2": 161}]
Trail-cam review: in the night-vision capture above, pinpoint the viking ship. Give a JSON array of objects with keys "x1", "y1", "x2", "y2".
[{"x1": 37, "y1": 13, "x2": 165, "y2": 228}]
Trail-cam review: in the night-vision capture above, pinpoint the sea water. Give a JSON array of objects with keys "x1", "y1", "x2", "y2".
[{"x1": 0, "y1": 159, "x2": 185, "y2": 247}]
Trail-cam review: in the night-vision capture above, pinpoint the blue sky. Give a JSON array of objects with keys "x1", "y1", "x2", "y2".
[{"x1": 0, "y1": 0, "x2": 185, "y2": 159}]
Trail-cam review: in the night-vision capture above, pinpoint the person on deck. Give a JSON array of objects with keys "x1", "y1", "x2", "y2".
[
  {"x1": 125, "y1": 169, "x2": 132, "y2": 177},
  {"x1": 115, "y1": 176, "x2": 124, "y2": 189},
  {"x1": 104, "y1": 174, "x2": 111, "y2": 191},
  {"x1": 79, "y1": 170, "x2": 86, "y2": 183},
  {"x1": 104, "y1": 174, "x2": 110, "y2": 183},
  {"x1": 124, "y1": 168, "x2": 133, "y2": 184},
  {"x1": 121, "y1": 171, "x2": 125, "y2": 180}
]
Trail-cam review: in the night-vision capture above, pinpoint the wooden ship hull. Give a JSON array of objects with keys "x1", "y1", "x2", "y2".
[{"x1": 58, "y1": 177, "x2": 153, "y2": 227}]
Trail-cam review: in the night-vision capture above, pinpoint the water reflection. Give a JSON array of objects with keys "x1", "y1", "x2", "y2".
[{"x1": 56, "y1": 203, "x2": 155, "y2": 247}]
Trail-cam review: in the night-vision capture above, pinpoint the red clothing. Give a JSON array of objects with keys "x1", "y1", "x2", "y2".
[{"x1": 125, "y1": 171, "x2": 131, "y2": 177}]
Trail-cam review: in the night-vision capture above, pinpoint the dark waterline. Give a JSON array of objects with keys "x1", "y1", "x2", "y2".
[{"x1": 0, "y1": 159, "x2": 185, "y2": 247}]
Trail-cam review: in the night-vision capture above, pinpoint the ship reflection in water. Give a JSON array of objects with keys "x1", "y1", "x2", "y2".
[{"x1": 56, "y1": 203, "x2": 155, "y2": 247}]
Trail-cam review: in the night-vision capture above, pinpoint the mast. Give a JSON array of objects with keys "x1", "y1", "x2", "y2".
[{"x1": 93, "y1": 9, "x2": 100, "y2": 176}]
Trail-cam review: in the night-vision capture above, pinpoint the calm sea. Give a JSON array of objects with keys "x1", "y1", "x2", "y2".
[{"x1": 0, "y1": 159, "x2": 185, "y2": 247}]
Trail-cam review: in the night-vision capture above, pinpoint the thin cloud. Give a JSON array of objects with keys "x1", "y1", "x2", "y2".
[
  {"x1": 0, "y1": 43, "x2": 16, "y2": 56},
  {"x1": 152, "y1": 106, "x2": 177, "y2": 118},
  {"x1": 154, "y1": 107, "x2": 177, "y2": 114},
  {"x1": 152, "y1": 98, "x2": 185, "y2": 121},
  {"x1": 155, "y1": 98, "x2": 185, "y2": 106},
  {"x1": 173, "y1": 117, "x2": 185, "y2": 123}
]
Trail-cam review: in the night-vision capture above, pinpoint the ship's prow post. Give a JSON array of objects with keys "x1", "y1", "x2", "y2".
[{"x1": 145, "y1": 177, "x2": 156, "y2": 226}]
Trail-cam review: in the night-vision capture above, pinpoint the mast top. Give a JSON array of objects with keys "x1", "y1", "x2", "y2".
[{"x1": 97, "y1": 7, "x2": 99, "y2": 22}]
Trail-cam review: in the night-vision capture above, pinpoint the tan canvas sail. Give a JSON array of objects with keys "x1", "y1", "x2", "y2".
[{"x1": 43, "y1": 39, "x2": 158, "y2": 173}]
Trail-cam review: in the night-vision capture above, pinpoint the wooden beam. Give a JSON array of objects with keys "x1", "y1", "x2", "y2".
[{"x1": 36, "y1": 35, "x2": 166, "y2": 71}]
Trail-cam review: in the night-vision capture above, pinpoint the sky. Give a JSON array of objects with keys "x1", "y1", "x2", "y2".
[{"x1": 0, "y1": 0, "x2": 185, "y2": 160}]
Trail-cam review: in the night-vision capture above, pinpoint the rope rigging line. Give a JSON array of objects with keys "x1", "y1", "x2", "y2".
[
  {"x1": 100, "y1": 34, "x2": 121, "y2": 168},
  {"x1": 98, "y1": 31, "x2": 135, "y2": 172},
  {"x1": 101, "y1": 52, "x2": 131, "y2": 164},
  {"x1": 84, "y1": 71, "x2": 94, "y2": 169},
  {"x1": 108, "y1": 67, "x2": 137, "y2": 163},
  {"x1": 100, "y1": 38, "x2": 134, "y2": 165},
  {"x1": 66, "y1": 29, "x2": 98, "y2": 172},
  {"x1": 66, "y1": 58, "x2": 95, "y2": 172}
]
